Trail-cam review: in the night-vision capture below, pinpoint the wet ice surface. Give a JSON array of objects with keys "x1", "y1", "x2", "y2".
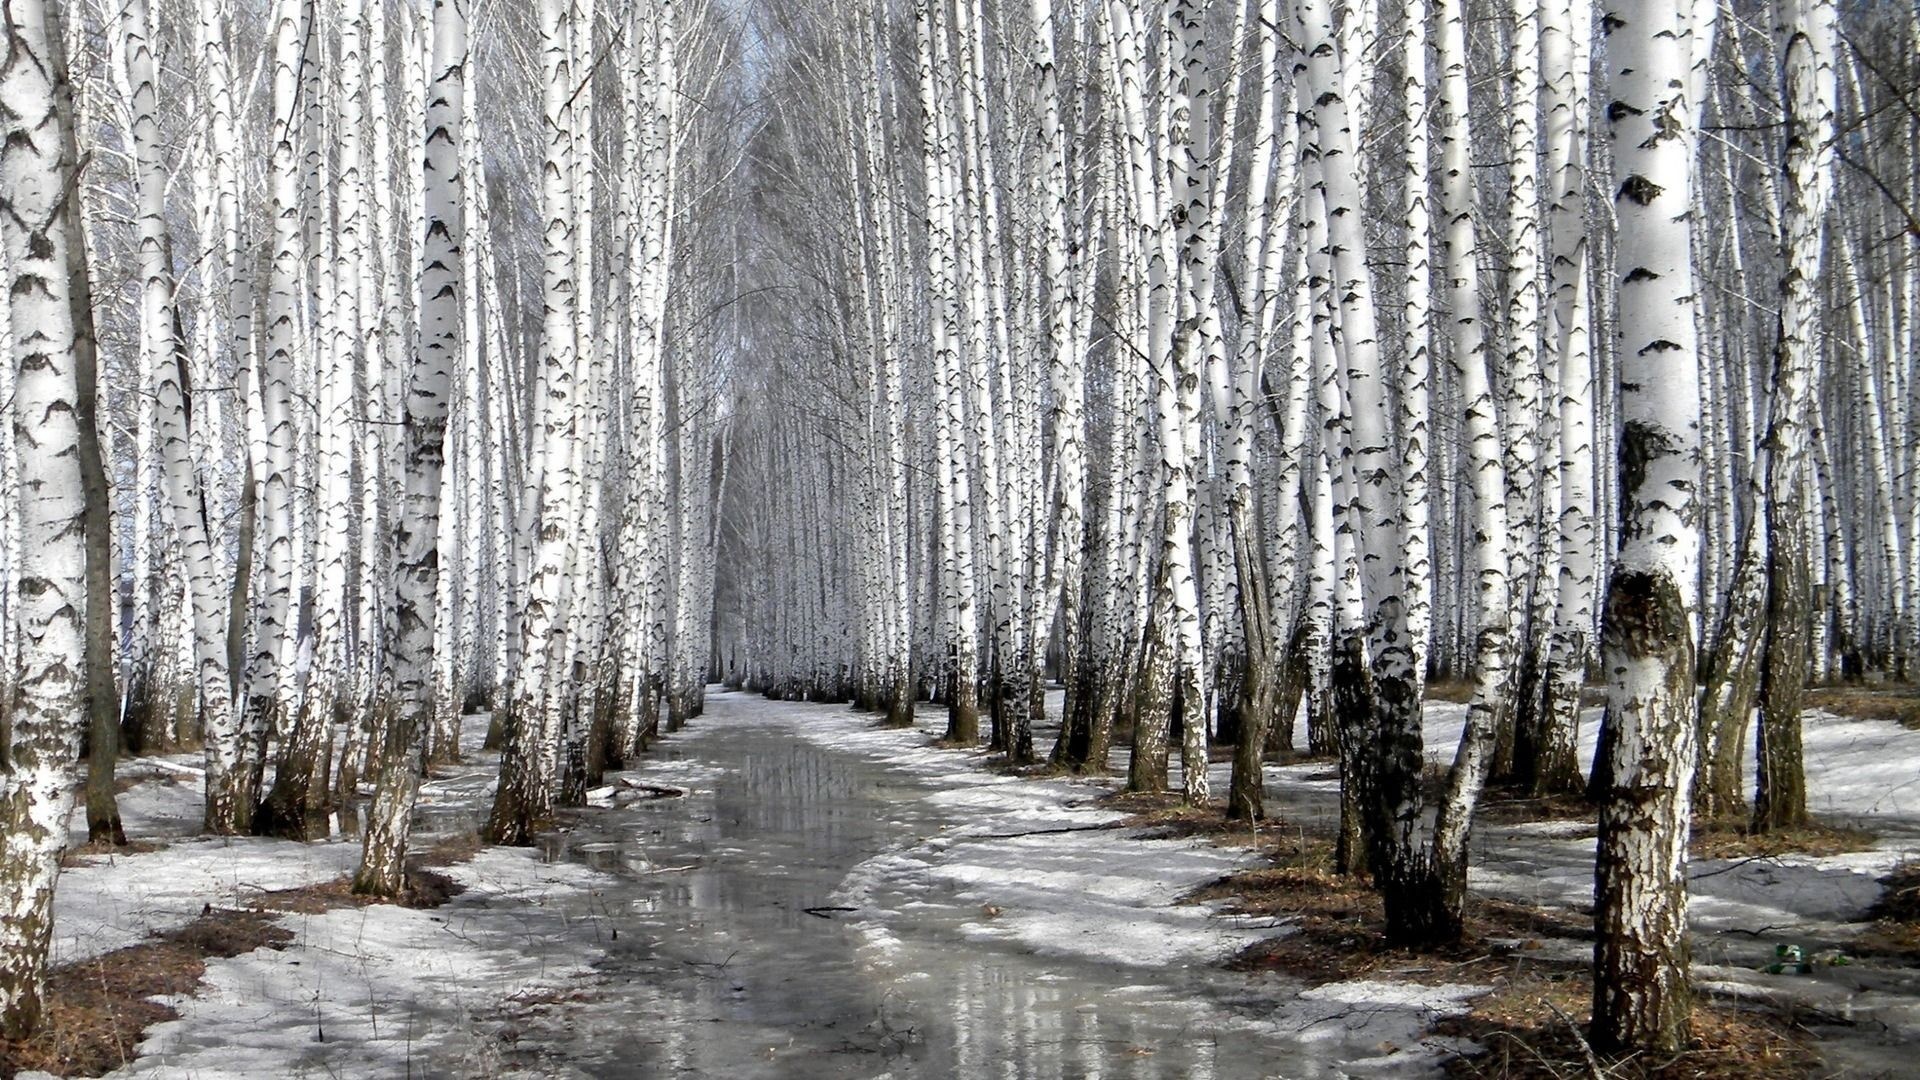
[
  {"x1": 516, "y1": 691, "x2": 1465, "y2": 1079},
  {"x1": 65, "y1": 692, "x2": 1920, "y2": 1077}
]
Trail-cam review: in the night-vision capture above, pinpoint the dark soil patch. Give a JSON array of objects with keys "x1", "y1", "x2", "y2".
[
  {"x1": 1869, "y1": 860, "x2": 1920, "y2": 923},
  {"x1": 1438, "y1": 969, "x2": 1822, "y2": 1079},
  {"x1": 0, "y1": 909, "x2": 291, "y2": 1079},
  {"x1": 412, "y1": 829, "x2": 486, "y2": 869},
  {"x1": 1102, "y1": 789, "x2": 1265, "y2": 841},
  {"x1": 1200, "y1": 858, "x2": 1591, "y2": 987},
  {"x1": 58, "y1": 840, "x2": 167, "y2": 868},
  {"x1": 7, "y1": 834, "x2": 477, "y2": 1077},
  {"x1": 1805, "y1": 686, "x2": 1920, "y2": 730},
  {"x1": 1426, "y1": 680, "x2": 1478, "y2": 704},
  {"x1": 1689, "y1": 819, "x2": 1876, "y2": 861},
  {"x1": 1857, "y1": 861, "x2": 1920, "y2": 959},
  {"x1": 252, "y1": 867, "x2": 465, "y2": 913},
  {"x1": 1477, "y1": 788, "x2": 1596, "y2": 826}
]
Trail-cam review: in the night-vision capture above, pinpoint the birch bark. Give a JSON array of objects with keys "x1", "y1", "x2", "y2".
[
  {"x1": 1590, "y1": 0, "x2": 1707, "y2": 1053},
  {"x1": 1753, "y1": 0, "x2": 1837, "y2": 834},
  {"x1": 0, "y1": 0, "x2": 94, "y2": 1030}
]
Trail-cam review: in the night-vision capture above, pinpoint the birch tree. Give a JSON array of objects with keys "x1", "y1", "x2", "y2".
[
  {"x1": 1752, "y1": 0, "x2": 1837, "y2": 834},
  {"x1": 358, "y1": 0, "x2": 467, "y2": 893},
  {"x1": 1589, "y1": 0, "x2": 1708, "y2": 1053},
  {"x1": 487, "y1": 0, "x2": 581, "y2": 845},
  {"x1": 229, "y1": 0, "x2": 310, "y2": 836},
  {"x1": 0, "y1": 0, "x2": 96, "y2": 1031}
]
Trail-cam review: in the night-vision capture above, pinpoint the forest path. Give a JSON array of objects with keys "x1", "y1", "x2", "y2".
[{"x1": 498, "y1": 689, "x2": 1441, "y2": 1079}]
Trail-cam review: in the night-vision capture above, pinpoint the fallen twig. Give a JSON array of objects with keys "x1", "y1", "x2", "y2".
[
  {"x1": 959, "y1": 823, "x2": 1121, "y2": 841},
  {"x1": 617, "y1": 780, "x2": 691, "y2": 799},
  {"x1": 1544, "y1": 999, "x2": 1606, "y2": 1080},
  {"x1": 1690, "y1": 852, "x2": 1784, "y2": 880}
]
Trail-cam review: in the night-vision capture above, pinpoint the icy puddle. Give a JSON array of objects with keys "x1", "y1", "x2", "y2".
[{"x1": 511, "y1": 692, "x2": 1423, "y2": 1079}]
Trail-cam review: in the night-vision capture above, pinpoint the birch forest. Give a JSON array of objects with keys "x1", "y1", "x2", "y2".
[{"x1": 3, "y1": 0, "x2": 1919, "y2": 1074}]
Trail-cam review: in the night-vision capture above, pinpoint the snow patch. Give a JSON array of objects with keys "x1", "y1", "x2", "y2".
[{"x1": 112, "y1": 847, "x2": 615, "y2": 1079}]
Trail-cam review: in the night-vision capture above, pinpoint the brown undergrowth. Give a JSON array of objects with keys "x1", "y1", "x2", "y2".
[
  {"x1": 1805, "y1": 685, "x2": 1920, "y2": 731},
  {"x1": 1196, "y1": 853, "x2": 1591, "y2": 987},
  {"x1": 2, "y1": 832, "x2": 481, "y2": 1079},
  {"x1": 250, "y1": 866, "x2": 465, "y2": 913},
  {"x1": 1477, "y1": 788, "x2": 1597, "y2": 826},
  {"x1": 1438, "y1": 972, "x2": 1822, "y2": 1079},
  {"x1": 1857, "y1": 860, "x2": 1920, "y2": 959},
  {"x1": 1192, "y1": 854, "x2": 1820, "y2": 1078},
  {"x1": 0, "y1": 909, "x2": 292, "y2": 1080},
  {"x1": 58, "y1": 840, "x2": 167, "y2": 868},
  {"x1": 1689, "y1": 818, "x2": 1876, "y2": 861},
  {"x1": 1086, "y1": 726, "x2": 1844, "y2": 1076}
]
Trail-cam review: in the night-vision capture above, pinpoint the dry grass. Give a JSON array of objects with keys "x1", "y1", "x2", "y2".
[
  {"x1": 1108, "y1": 789, "x2": 1217, "y2": 829},
  {"x1": 58, "y1": 840, "x2": 167, "y2": 869},
  {"x1": 4, "y1": 833, "x2": 480, "y2": 1078},
  {"x1": 1102, "y1": 789, "x2": 1298, "y2": 850},
  {"x1": 1185, "y1": 829, "x2": 1822, "y2": 1078},
  {"x1": 1870, "y1": 860, "x2": 1920, "y2": 923},
  {"x1": 1189, "y1": 825, "x2": 1588, "y2": 987},
  {"x1": 1201, "y1": 857, "x2": 1591, "y2": 987},
  {"x1": 1805, "y1": 686, "x2": 1920, "y2": 730},
  {"x1": 0, "y1": 909, "x2": 291, "y2": 1079},
  {"x1": 412, "y1": 829, "x2": 486, "y2": 869},
  {"x1": 250, "y1": 867, "x2": 465, "y2": 914},
  {"x1": 1478, "y1": 789, "x2": 1597, "y2": 826},
  {"x1": 1689, "y1": 818, "x2": 1876, "y2": 861},
  {"x1": 1439, "y1": 970, "x2": 1822, "y2": 1079},
  {"x1": 981, "y1": 754, "x2": 1075, "y2": 779},
  {"x1": 1426, "y1": 680, "x2": 1479, "y2": 704},
  {"x1": 1856, "y1": 861, "x2": 1920, "y2": 960}
]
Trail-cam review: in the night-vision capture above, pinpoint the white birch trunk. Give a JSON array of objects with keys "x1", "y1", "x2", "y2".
[
  {"x1": 488, "y1": 0, "x2": 582, "y2": 844},
  {"x1": 1590, "y1": 0, "x2": 1707, "y2": 1053},
  {"x1": 0, "y1": 0, "x2": 93, "y2": 1030}
]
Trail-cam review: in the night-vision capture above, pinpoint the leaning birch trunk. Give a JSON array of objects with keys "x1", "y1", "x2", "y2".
[
  {"x1": 1535, "y1": 0, "x2": 1596, "y2": 799},
  {"x1": 1396, "y1": 0, "x2": 1433, "y2": 690},
  {"x1": 1031, "y1": 0, "x2": 1083, "y2": 752},
  {"x1": 1589, "y1": 0, "x2": 1708, "y2": 1054},
  {"x1": 103, "y1": 0, "x2": 198, "y2": 848},
  {"x1": 1160, "y1": 0, "x2": 1211, "y2": 806},
  {"x1": 1226, "y1": 0, "x2": 1284, "y2": 820},
  {"x1": 191, "y1": 0, "x2": 250, "y2": 826},
  {"x1": 487, "y1": 0, "x2": 579, "y2": 845},
  {"x1": 1110, "y1": 0, "x2": 1175, "y2": 794},
  {"x1": 917, "y1": 0, "x2": 980, "y2": 746},
  {"x1": 359, "y1": 0, "x2": 467, "y2": 894},
  {"x1": 0, "y1": 0, "x2": 94, "y2": 1031},
  {"x1": 1753, "y1": 0, "x2": 1836, "y2": 834},
  {"x1": 1500, "y1": 0, "x2": 1548, "y2": 786},
  {"x1": 258, "y1": 0, "x2": 343, "y2": 838},
  {"x1": 117, "y1": 0, "x2": 159, "y2": 760},
  {"x1": 232, "y1": 0, "x2": 310, "y2": 837},
  {"x1": 301, "y1": 0, "x2": 370, "y2": 817},
  {"x1": 1389, "y1": 0, "x2": 1514, "y2": 945},
  {"x1": 1294, "y1": 0, "x2": 1421, "y2": 898}
]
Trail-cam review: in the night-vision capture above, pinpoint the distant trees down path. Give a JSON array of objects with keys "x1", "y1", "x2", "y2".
[
  {"x1": 0, "y1": 0, "x2": 1914, "y2": 1061},
  {"x1": 706, "y1": 0, "x2": 1914, "y2": 1055}
]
